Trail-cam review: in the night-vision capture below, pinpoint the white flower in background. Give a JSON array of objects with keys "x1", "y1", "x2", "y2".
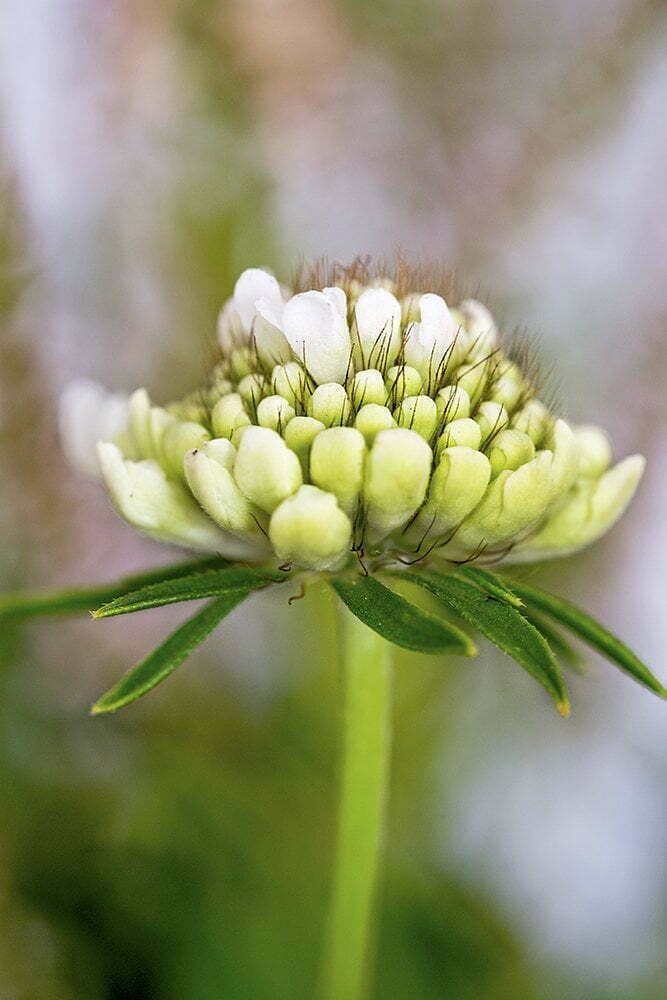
[{"x1": 59, "y1": 262, "x2": 645, "y2": 571}]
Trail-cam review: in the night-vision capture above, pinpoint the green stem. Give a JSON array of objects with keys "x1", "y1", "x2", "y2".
[{"x1": 320, "y1": 608, "x2": 393, "y2": 1000}]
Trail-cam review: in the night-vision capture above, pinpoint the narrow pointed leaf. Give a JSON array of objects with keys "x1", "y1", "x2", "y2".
[
  {"x1": 0, "y1": 556, "x2": 229, "y2": 621},
  {"x1": 453, "y1": 566, "x2": 524, "y2": 608},
  {"x1": 405, "y1": 571, "x2": 570, "y2": 715},
  {"x1": 93, "y1": 567, "x2": 285, "y2": 618},
  {"x1": 331, "y1": 576, "x2": 476, "y2": 656},
  {"x1": 91, "y1": 592, "x2": 245, "y2": 714},
  {"x1": 519, "y1": 608, "x2": 586, "y2": 674},
  {"x1": 503, "y1": 578, "x2": 666, "y2": 698}
]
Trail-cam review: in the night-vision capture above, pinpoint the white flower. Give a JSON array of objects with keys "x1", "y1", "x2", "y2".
[{"x1": 59, "y1": 263, "x2": 645, "y2": 571}]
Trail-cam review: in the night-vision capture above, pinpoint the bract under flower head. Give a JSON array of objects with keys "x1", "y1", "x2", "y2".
[{"x1": 60, "y1": 260, "x2": 645, "y2": 572}]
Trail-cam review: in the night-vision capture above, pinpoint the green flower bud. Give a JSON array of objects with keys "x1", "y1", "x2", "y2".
[
  {"x1": 437, "y1": 418, "x2": 482, "y2": 453},
  {"x1": 489, "y1": 362, "x2": 525, "y2": 411},
  {"x1": 351, "y1": 369, "x2": 388, "y2": 408},
  {"x1": 488, "y1": 428, "x2": 535, "y2": 477},
  {"x1": 310, "y1": 427, "x2": 367, "y2": 516},
  {"x1": 435, "y1": 385, "x2": 470, "y2": 422},
  {"x1": 283, "y1": 416, "x2": 325, "y2": 476},
  {"x1": 271, "y1": 362, "x2": 309, "y2": 409},
  {"x1": 364, "y1": 428, "x2": 432, "y2": 542},
  {"x1": 456, "y1": 451, "x2": 555, "y2": 551},
  {"x1": 574, "y1": 424, "x2": 613, "y2": 477},
  {"x1": 454, "y1": 360, "x2": 490, "y2": 406},
  {"x1": 212, "y1": 393, "x2": 251, "y2": 439},
  {"x1": 511, "y1": 399, "x2": 549, "y2": 445},
  {"x1": 97, "y1": 442, "x2": 227, "y2": 552},
  {"x1": 394, "y1": 395, "x2": 438, "y2": 440},
  {"x1": 386, "y1": 365, "x2": 422, "y2": 401},
  {"x1": 308, "y1": 383, "x2": 352, "y2": 427},
  {"x1": 475, "y1": 401, "x2": 510, "y2": 443},
  {"x1": 161, "y1": 420, "x2": 211, "y2": 479},
  {"x1": 269, "y1": 485, "x2": 352, "y2": 571},
  {"x1": 234, "y1": 426, "x2": 302, "y2": 513},
  {"x1": 256, "y1": 394, "x2": 296, "y2": 432},
  {"x1": 237, "y1": 372, "x2": 269, "y2": 406},
  {"x1": 354, "y1": 404, "x2": 396, "y2": 445},
  {"x1": 184, "y1": 440, "x2": 265, "y2": 539},
  {"x1": 510, "y1": 455, "x2": 645, "y2": 562},
  {"x1": 407, "y1": 446, "x2": 491, "y2": 544}
]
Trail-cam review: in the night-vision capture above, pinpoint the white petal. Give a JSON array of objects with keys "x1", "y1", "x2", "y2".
[
  {"x1": 282, "y1": 291, "x2": 351, "y2": 385},
  {"x1": 233, "y1": 267, "x2": 283, "y2": 332},
  {"x1": 323, "y1": 286, "x2": 348, "y2": 319},
  {"x1": 59, "y1": 379, "x2": 129, "y2": 478},
  {"x1": 253, "y1": 298, "x2": 293, "y2": 366},
  {"x1": 459, "y1": 298, "x2": 497, "y2": 355},
  {"x1": 419, "y1": 294, "x2": 457, "y2": 362},
  {"x1": 354, "y1": 288, "x2": 402, "y2": 367},
  {"x1": 216, "y1": 300, "x2": 246, "y2": 353}
]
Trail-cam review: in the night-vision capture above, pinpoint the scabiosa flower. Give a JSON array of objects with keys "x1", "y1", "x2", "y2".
[
  {"x1": 5, "y1": 257, "x2": 662, "y2": 1000},
  {"x1": 59, "y1": 260, "x2": 645, "y2": 573}
]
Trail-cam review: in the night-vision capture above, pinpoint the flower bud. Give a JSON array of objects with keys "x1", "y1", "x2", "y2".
[
  {"x1": 212, "y1": 393, "x2": 251, "y2": 439},
  {"x1": 487, "y1": 429, "x2": 535, "y2": 477},
  {"x1": 364, "y1": 428, "x2": 432, "y2": 541},
  {"x1": 408, "y1": 446, "x2": 491, "y2": 543},
  {"x1": 511, "y1": 399, "x2": 549, "y2": 445},
  {"x1": 283, "y1": 416, "x2": 325, "y2": 476},
  {"x1": 475, "y1": 401, "x2": 510, "y2": 443},
  {"x1": 97, "y1": 442, "x2": 227, "y2": 551},
  {"x1": 256, "y1": 394, "x2": 296, "y2": 432},
  {"x1": 351, "y1": 369, "x2": 388, "y2": 408},
  {"x1": 310, "y1": 427, "x2": 367, "y2": 516},
  {"x1": 354, "y1": 404, "x2": 396, "y2": 445},
  {"x1": 394, "y1": 395, "x2": 438, "y2": 440},
  {"x1": 308, "y1": 383, "x2": 352, "y2": 427},
  {"x1": 386, "y1": 365, "x2": 423, "y2": 401},
  {"x1": 437, "y1": 418, "x2": 482, "y2": 453},
  {"x1": 435, "y1": 385, "x2": 470, "y2": 422},
  {"x1": 510, "y1": 455, "x2": 645, "y2": 562},
  {"x1": 184, "y1": 440, "x2": 265, "y2": 538},
  {"x1": 269, "y1": 485, "x2": 352, "y2": 571},
  {"x1": 237, "y1": 373, "x2": 269, "y2": 406},
  {"x1": 574, "y1": 424, "x2": 613, "y2": 477},
  {"x1": 271, "y1": 362, "x2": 309, "y2": 409},
  {"x1": 234, "y1": 426, "x2": 302, "y2": 513},
  {"x1": 456, "y1": 451, "x2": 555, "y2": 551},
  {"x1": 162, "y1": 420, "x2": 211, "y2": 479}
]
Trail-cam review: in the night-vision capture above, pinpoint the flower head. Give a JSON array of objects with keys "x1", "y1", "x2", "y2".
[{"x1": 60, "y1": 260, "x2": 644, "y2": 572}]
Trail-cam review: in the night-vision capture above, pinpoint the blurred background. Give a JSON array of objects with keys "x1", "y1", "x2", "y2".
[{"x1": 1, "y1": 1, "x2": 666, "y2": 997}]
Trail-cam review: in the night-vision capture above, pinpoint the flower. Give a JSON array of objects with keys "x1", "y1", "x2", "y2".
[{"x1": 59, "y1": 261, "x2": 645, "y2": 572}]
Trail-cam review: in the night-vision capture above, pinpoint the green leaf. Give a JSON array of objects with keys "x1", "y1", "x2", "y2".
[
  {"x1": 518, "y1": 607, "x2": 586, "y2": 674},
  {"x1": 92, "y1": 566, "x2": 284, "y2": 618},
  {"x1": 331, "y1": 575, "x2": 476, "y2": 656},
  {"x1": 404, "y1": 571, "x2": 570, "y2": 715},
  {"x1": 0, "y1": 556, "x2": 229, "y2": 621},
  {"x1": 503, "y1": 577, "x2": 666, "y2": 698},
  {"x1": 91, "y1": 593, "x2": 245, "y2": 714},
  {"x1": 452, "y1": 566, "x2": 524, "y2": 608}
]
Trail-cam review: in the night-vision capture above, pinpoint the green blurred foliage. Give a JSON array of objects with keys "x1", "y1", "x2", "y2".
[{"x1": 1, "y1": 587, "x2": 539, "y2": 999}]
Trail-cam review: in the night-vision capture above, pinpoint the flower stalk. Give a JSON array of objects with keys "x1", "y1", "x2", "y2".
[{"x1": 320, "y1": 607, "x2": 393, "y2": 1000}]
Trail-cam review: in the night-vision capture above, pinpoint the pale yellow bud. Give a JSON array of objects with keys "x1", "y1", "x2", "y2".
[
  {"x1": 269, "y1": 485, "x2": 352, "y2": 571},
  {"x1": 354, "y1": 404, "x2": 396, "y2": 445},
  {"x1": 308, "y1": 383, "x2": 352, "y2": 427},
  {"x1": 234, "y1": 426, "x2": 302, "y2": 513},
  {"x1": 395, "y1": 395, "x2": 438, "y2": 440},
  {"x1": 310, "y1": 427, "x2": 367, "y2": 516},
  {"x1": 364, "y1": 428, "x2": 432, "y2": 542}
]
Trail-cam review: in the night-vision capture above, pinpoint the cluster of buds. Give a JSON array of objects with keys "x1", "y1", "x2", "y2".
[{"x1": 60, "y1": 263, "x2": 644, "y2": 572}]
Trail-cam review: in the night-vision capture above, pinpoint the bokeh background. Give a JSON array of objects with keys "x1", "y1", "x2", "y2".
[{"x1": 1, "y1": 1, "x2": 666, "y2": 997}]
